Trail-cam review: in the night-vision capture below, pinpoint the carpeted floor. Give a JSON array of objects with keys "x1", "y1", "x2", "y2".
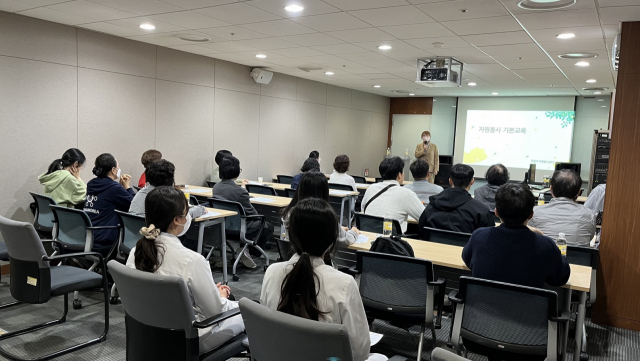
[{"x1": 0, "y1": 246, "x2": 638, "y2": 361}]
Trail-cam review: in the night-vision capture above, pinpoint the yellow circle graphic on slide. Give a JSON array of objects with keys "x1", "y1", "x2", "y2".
[{"x1": 463, "y1": 148, "x2": 488, "y2": 164}]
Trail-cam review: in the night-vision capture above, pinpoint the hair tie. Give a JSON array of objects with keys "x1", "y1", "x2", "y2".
[{"x1": 140, "y1": 225, "x2": 161, "y2": 240}]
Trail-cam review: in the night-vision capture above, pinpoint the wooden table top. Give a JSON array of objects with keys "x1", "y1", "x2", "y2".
[
  {"x1": 250, "y1": 181, "x2": 360, "y2": 197},
  {"x1": 183, "y1": 185, "x2": 291, "y2": 207},
  {"x1": 349, "y1": 231, "x2": 591, "y2": 292},
  {"x1": 194, "y1": 208, "x2": 237, "y2": 222}
]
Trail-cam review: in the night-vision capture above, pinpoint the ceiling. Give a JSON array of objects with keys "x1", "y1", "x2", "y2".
[{"x1": 1, "y1": 0, "x2": 636, "y2": 97}]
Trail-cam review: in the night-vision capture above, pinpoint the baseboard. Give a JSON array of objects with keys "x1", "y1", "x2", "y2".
[
  {"x1": 0, "y1": 264, "x2": 9, "y2": 275},
  {"x1": 592, "y1": 313, "x2": 640, "y2": 332}
]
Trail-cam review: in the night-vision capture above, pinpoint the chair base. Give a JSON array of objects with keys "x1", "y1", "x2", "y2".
[{"x1": 231, "y1": 243, "x2": 269, "y2": 282}]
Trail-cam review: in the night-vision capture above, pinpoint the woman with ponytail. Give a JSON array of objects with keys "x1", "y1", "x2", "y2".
[
  {"x1": 126, "y1": 186, "x2": 244, "y2": 353},
  {"x1": 261, "y1": 198, "x2": 387, "y2": 361},
  {"x1": 38, "y1": 148, "x2": 87, "y2": 208}
]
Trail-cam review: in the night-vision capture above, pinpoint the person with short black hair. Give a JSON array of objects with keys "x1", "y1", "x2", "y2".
[
  {"x1": 474, "y1": 164, "x2": 509, "y2": 210},
  {"x1": 291, "y1": 158, "x2": 320, "y2": 190},
  {"x1": 309, "y1": 150, "x2": 320, "y2": 163},
  {"x1": 138, "y1": 149, "x2": 162, "y2": 188},
  {"x1": 329, "y1": 154, "x2": 357, "y2": 191},
  {"x1": 403, "y1": 159, "x2": 443, "y2": 203},
  {"x1": 462, "y1": 183, "x2": 571, "y2": 289},
  {"x1": 212, "y1": 155, "x2": 275, "y2": 268},
  {"x1": 419, "y1": 164, "x2": 494, "y2": 236},
  {"x1": 528, "y1": 169, "x2": 596, "y2": 246},
  {"x1": 210, "y1": 150, "x2": 232, "y2": 183},
  {"x1": 361, "y1": 157, "x2": 425, "y2": 233}
]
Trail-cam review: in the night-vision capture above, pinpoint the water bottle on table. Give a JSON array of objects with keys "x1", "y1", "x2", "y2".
[
  {"x1": 383, "y1": 213, "x2": 393, "y2": 237},
  {"x1": 184, "y1": 185, "x2": 190, "y2": 201},
  {"x1": 556, "y1": 232, "x2": 567, "y2": 257},
  {"x1": 538, "y1": 192, "x2": 545, "y2": 206}
]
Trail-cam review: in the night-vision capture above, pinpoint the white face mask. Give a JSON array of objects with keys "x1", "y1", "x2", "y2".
[
  {"x1": 177, "y1": 213, "x2": 192, "y2": 237},
  {"x1": 116, "y1": 168, "x2": 122, "y2": 179}
]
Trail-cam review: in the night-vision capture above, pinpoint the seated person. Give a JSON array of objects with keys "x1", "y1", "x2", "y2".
[
  {"x1": 291, "y1": 158, "x2": 320, "y2": 190},
  {"x1": 473, "y1": 163, "x2": 509, "y2": 210},
  {"x1": 584, "y1": 183, "x2": 606, "y2": 213},
  {"x1": 281, "y1": 171, "x2": 359, "y2": 247},
  {"x1": 138, "y1": 149, "x2": 162, "y2": 188},
  {"x1": 261, "y1": 198, "x2": 387, "y2": 361},
  {"x1": 39, "y1": 148, "x2": 87, "y2": 208},
  {"x1": 211, "y1": 149, "x2": 232, "y2": 184},
  {"x1": 329, "y1": 154, "x2": 357, "y2": 191},
  {"x1": 528, "y1": 169, "x2": 596, "y2": 246},
  {"x1": 309, "y1": 150, "x2": 320, "y2": 163},
  {"x1": 362, "y1": 157, "x2": 424, "y2": 234},
  {"x1": 462, "y1": 183, "x2": 571, "y2": 289},
  {"x1": 84, "y1": 153, "x2": 135, "y2": 256},
  {"x1": 129, "y1": 159, "x2": 205, "y2": 219},
  {"x1": 126, "y1": 186, "x2": 244, "y2": 354},
  {"x1": 212, "y1": 155, "x2": 274, "y2": 268},
  {"x1": 419, "y1": 164, "x2": 494, "y2": 236},
  {"x1": 403, "y1": 159, "x2": 443, "y2": 204}
]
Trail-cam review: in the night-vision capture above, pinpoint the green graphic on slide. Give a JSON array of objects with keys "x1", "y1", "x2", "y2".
[
  {"x1": 463, "y1": 148, "x2": 488, "y2": 164},
  {"x1": 545, "y1": 111, "x2": 575, "y2": 128}
]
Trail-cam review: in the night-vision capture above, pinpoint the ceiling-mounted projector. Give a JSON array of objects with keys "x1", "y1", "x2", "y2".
[
  {"x1": 416, "y1": 57, "x2": 463, "y2": 87},
  {"x1": 250, "y1": 68, "x2": 273, "y2": 84}
]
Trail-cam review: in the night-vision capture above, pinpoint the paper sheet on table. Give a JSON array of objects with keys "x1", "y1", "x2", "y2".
[
  {"x1": 355, "y1": 234, "x2": 369, "y2": 244},
  {"x1": 251, "y1": 197, "x2": 275, "y2": 203},
  {"x1": 370, "y1": 332, "x2": 383, "y2": 346},
  {"x1": 248, "y1": 181, "x2": 267, "y2": 185},
  {"x1": 199, "y1": 211, "x2": 220, "y2": 219},
  {"x1": 189, "y1": 189, "x2": 211, "y2": 194},
  {"x1": 330, "y1": 190, "x2": 353, "y2": 195}
]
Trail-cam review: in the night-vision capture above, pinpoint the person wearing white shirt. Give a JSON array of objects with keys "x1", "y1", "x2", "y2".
[
  {"x1": 261, "y1": 198, "x2": 387, "y2": 361},
  {"x1": 361, "y1": 157, "x2": 425, "y2": 233},
  {"x1": 584, "y1": 183, "x2": 606, "y2": 213},
  {"x1": 126, "y1": 186, "x2": 244, "y2": 354},
  {"x1": 329, "y1": 154, "x2": 358, "y2": 192}
]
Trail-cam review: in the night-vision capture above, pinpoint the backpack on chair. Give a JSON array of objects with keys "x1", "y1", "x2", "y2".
[{"x1": 370, "y1": 235, "x2": 414, "y2": 257}]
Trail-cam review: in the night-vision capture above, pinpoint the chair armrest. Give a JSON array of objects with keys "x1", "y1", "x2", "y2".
[
  {"x1": 428, "y1": 277, "x2": 446, "y2": 286},
  {"x1": 449, "y1": 290, "x2": 463, "y2": 304},
  {"x1": 86, "y1": 225, "x2": 120, "y2": 230},
  {"x1": 240, "y1": 215, "x2": 265, "y2": 220},
  {"x1": 193, "y1": 308, "x2": 241, "y2": 329},
  {"x1": 241, "y1": 337, "x2": 249, "y2": 349},
  {"x1": 43, "y1": 251, "x2": 104, "y2": 262},
  {"x1": 550, "y1": 311, "x2": 571, "y2": 323},
  {"x1": 341, "y1": 266, "x2": 359, "y2": 276}
]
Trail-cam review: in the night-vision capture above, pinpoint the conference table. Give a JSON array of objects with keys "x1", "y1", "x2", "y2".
[
  {"x1": 532, "y1": 187, "x2": 588, "y2": 204},
  {"x1": 349, "y1": 231, "x2": 591, "y2": 361},
  {"x1": 191, "y1": 207, "x2": 237, "y2": 284}
]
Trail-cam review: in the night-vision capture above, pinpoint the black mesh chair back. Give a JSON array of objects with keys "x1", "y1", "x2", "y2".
[
  {"x1": 276, "y1": 175, "x2": 294, "y2": 185},
  {"x1": 375, "y1": 177, "x2": 383, "y2": 183},
  {"x1": 246, "y1": 184, "x2": 277, "y2": 196},
  {"x1": 355, "y1": 213, "x2": 402, "y2": 236},
  {"x1": 115, "y1": 211, "x2": 145, "y2": 256},
  {"x1": 206, "y1": 181, "x2": 216, "y2": 188},
  {"x1": 543, "y1": 191, "x2": 553, "y2": 203},
  {"x1": 352, "y1": 176, "x2": 366, "y2": 184},
  {"x1": 0, "y1": 242, "x2": 8, "y2": 262},
  {"x1": 329, "y1": 183, "x2": 354, "y2": 191},
  {"x1": 208, "y1": 198, "x2": 243, "y2": 233},
  {"x1": 239, "y1": 298, "x2": 354, "y2": 361},
  {"x1": 489, "y1": 209, "x2": 500, "y2": 223},
  {"x1": 285, "y1": 188, "x2": 296, "y2": 198},
  {"x1": 422, "y1": 227, "x2": 471, "y2": 247},
  {"x1": 50, "y1": 205, "x2": 93, "y2": 252},
  {"x1": 29, "y1": 192, "x2": 57, "y2": 233},
  {"x1": 452, "y1": 277, "x2": 561, "y2": 359}
]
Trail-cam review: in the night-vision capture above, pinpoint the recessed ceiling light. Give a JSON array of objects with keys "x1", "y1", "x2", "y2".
[
  {"x1": 491, "y1": 92, "x2": 499, "y2": 95},
  {"x1": 433, "y1": 99, "x2": 437, "y2": 101},
  {"x1": 556, "y1": 33, "x2": 575, "y2": 39},
  {"x1": 468, "y1": 82, "x2": 477, "y2": 86},
  {"x1": 597, "y1": 99, "x2": 604, "y2": 101},
  {"x1": 139, "y1": 23, "x2": 155, "y2": 30},
  {"x1": 409, "y1": 93, "x2": 415, "y2": 96},
  {"x1": 559, "y1": 52, "x2": 598, "y2": 59},
  {"x1": 324, "y1": 71, "x2": 334, "y2": 75},
  {"x1": 518, "y1": 0, "x2": 576, "y2": 11},
  {"x1": 174, "y1": 34, "x2": 210, "y2": 43},
  {"x1": 284, "y1": 4, "x2": 304, "y2": 12},
  {"x1": 378, "y1": 45, "x2": 392, "y2": 50},
  {"x1": 373, "y1": 85, "x2": 381, "y2": 88},
  {"x1": 601, "y1": 105, "x2": 607, "y2": 108},
  {"x1": 452, "y1": 105, "x2": 457, "y2": 108},
  {"x1": 255, "y1": 54, "x2": 267, "y2": 59},
  {"x1": 593, "y1": 91, "x2": 602, "y2": 95},
  {"x1": 575, "y1": 61, "x2": 590, "y2": 67},
  {"x1": 586, "y1": 79, "x2": 597, "y2": 83}
]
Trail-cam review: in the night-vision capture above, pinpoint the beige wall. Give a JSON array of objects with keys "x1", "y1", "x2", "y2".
[{"x1": 0, "y1": 12, "x2": 390, "y2": 224}]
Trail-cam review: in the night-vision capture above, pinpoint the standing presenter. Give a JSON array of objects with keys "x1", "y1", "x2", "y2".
[{"x1": 414, "y1": 131, "x2": 439, "y2": 183}]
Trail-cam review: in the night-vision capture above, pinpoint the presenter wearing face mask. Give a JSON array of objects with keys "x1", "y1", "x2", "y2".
[
  {"x1": 84, "y1": 153, "x2": 136, "y2": 256},
  {"x1": 414, "y1": 131, "x2": 439, "y2": 184},
  {"x1": 126, "y1": 186, "x2": 244, "y2": 354}
]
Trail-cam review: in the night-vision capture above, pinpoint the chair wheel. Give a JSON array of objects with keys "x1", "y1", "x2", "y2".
[
  {"x1": 232, "y1": 275, "x2": 239, "y2": 282},
  {"x1": 110, "y1": 296, "x2": 120, "y2": 305},
  {"x1": 73, "y1": 300, "x2": 82, "y2": 309},
  {"x1": 580, "y1": 353, "x2": 588, "y2": 361}
]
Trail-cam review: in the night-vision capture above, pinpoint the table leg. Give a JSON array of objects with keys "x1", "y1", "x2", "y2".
[
  {"x1": 221, "y1": 220, "x2": 228, "y2": 285},
  {"x1": 561, "y1": 288, "x2": 571, "y2": 361},
  {"x1": 197, "y1": 223, "x2": 205, "y2": 255},
  {"x1": 339, "y1": 197, "x2": 346, "y2": 227},
  {"x1": 348, "y1": 195, "x2": 355, "y2": 226},
  {"x1": 573, "y1": 291, "x2": 587, "y2": 361}
]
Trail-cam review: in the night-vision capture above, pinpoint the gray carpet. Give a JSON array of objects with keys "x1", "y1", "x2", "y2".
[{"x1": 0, "y1": 247, "x2": 638, "y2": 361}]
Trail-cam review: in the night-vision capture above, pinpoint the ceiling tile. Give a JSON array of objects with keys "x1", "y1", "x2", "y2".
[
  {"x1": 528, "y1": 26, "x2": 613, "y2": 42},
  {"x1": 198, "y1": 25, "x2": 271, "y2": 40},
  {"x1": 159, "y1": 0, "x2": 236, "y2": 10},
  {"x1": 108, "y1": 16, "x2": 186, "y2": 33},
  {"x1": 354, "y1": 39, "x2": 437, "y2": 56},
  {"x1": 352, "y1": 58, "x2": 409, "y2": 67},
  {"x1": 0, "y1": 0, "x2": 40, "y2": 12},
  {"x1": 325, "y1": 28, "x2": 397, "y2": 42},
  {"x1": 150, "y1": 11, "x2": 231, "y2": 29},
  {"x1": 360, "y1": 73, "x2": 399, "y2": 79},
  {"x1": 515, "y1": 9, "x2": 600, "y2": 30},
  {"x1": 346, "y1": 67, "x2": 387, "y2": 74},
  {"x1": 503, "y1": 60, "x2": 557, "y2": 70},
  {"x1": 461, "y1": 31, "x2": 532, "y2": 47},
  {"x1": 18, "y1": 0, "x2": 83, "y2": 5},
  {"x1": 310, "y1": 43, "x2": 371, "y2": 54},
  {"x1": 46, "y1": 0, "x2": 136, "y2": 21},
  {"x1": 415, "y1": 0, "x2": 508, "y2": 21},
  {"x1": 428, "y1": 47, "x2": 495, "y2": 64},
  {"x1": 479, "y1": 43, "x2": 550, "y2": 63},
  {"x1": 538, "y1": 39, "x2": 607, "y2": 52},
  {"x1": 278, "y1": 32, "x2": 344, "y2": 45},
  {"x1": 87, "y1": 0, "x2": 182, "y2": 16},
  {"x1": 78, "y1": 21, "x2": 145, "y2": 36},
  {"x1": 195, "y1": 3, "x2": 281, "y2": 25},
  {"x1": 291, "y1": 12, "x2": 371, "y2": 31},
  {"x1": 17, "y1": 7, "x2": 96, "y2": 25},
  {"x1": 126, "y1": 31, "x2": 222, "y2": 46},
  {"x1": 219, "y1": 50, "x2": 288, "y2": 60},
  {"x1": 338, "y1": 51, "x2": 392, "y2": 62},
  {"x1": 441, "y1": 16, "x2": 522, "y2": 35},
  {"x1": 348, "y1": 5, "x2": 434, "y2": 26},
  {"x1": 598, "y1": 0, "x2": 640, "y2": 6},
  {"x1": 598, "y1": 5, "x2": 640, "y2": 25},
  {"x1": 237, "y1": 37, "x2": 298, "y2": 49},
  {"x1": 168, "y1": 44, "x2": 219, "y2": 54},
  {"x1": 546, "y1": 50, "x2": 612, "y2": 67},
  {"x1": 405, "y1": 35, "x2": 471, "y2": 49},
  {"x1": 513, "y1": 67, "x2": 561, "y2": 75},
  {"x1": 199, "y1": 41, "x2": 259, "y2": 52},
  {"x1": 259, "y1": 57, "x2": 320, "y2": 67},
  {"x1": 247, "y1": 0, "x2": 341, "y2": 18},
  {"x1": 321, "y1": 0, "x2": 410, "y2": 11},
  {"x1": 270, "y1": 46, "x2": 327, "y2": 57},
  {"x1": 380, "y1": 22, "x2": 455, "y2": 39},
  {"x1": 241, "y1": 19, "x2": 315, "y2": 36}
]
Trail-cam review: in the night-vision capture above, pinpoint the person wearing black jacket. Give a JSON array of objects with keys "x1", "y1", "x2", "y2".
[{"x1": 418, "y1": 163, "x2": 494, "y2": 237}]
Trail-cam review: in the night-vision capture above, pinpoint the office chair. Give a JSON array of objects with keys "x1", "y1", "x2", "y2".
[
  {"x1": 489, "y1": 209, "x2": 501, "y2": 223},
  {"x1": 109, "y1": 211, "x2": 146, "y2": 304},
  {"x1": 422, "y1": 227, "x2": 472, "y2": 248},
  {"x1": 352, "y1": 175, "x2": 366, "y2": 184},
  {"x1": 207, "y1": 198, "x2": 270, "y2": 281},
  {"x1": 375, "y1": 177, "x2": 383, "y2": 183},
  {"x1": 450, "y1": 276, "x2": 569, "y2": 361},
  {"x1": 355, "y1": 213, "x2": 403, "y2": 236},
  {"x1": 276, "y1": 175, "x2": 294, "y2": 185},
  {"x1": 108, "y1": 261, "x2": 247, "y2": 361},
  {"x1": 239, "y1": 298, "x2": 407, "y2": 361},
  {"x1": 353, "y1": 251, "x2": 445, "y2": 361},
  {"x1": 246, "y1": 184, "x2": 277, "y2": 196},
  {"x1": 284, "y1": 188, "x2": 296, "y2": 198},
  {"x1": 328, "y1": 183, "x2": 354, "y2": 192},
  {"x1": 50, "y1": 205, "x2": 119, "y2": 309},
  {"x1": 0, "y1": 215, "x2": 109, "y2": 361},
  {"x1": 206, "y1": 181, "x2": 216, "y2": 188},
  {"x1": 0, "y1": 242, "x2": 8, "y2": 282},
  {"x1": 29, "y1": 192, "x2": 57, "y2": 238},
  {"x1": 567, "y1": 246, "x2": 599, "y2": 360},
  {"x1": 543, "y1": 191, "x2": 553, "y2": 203}
]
